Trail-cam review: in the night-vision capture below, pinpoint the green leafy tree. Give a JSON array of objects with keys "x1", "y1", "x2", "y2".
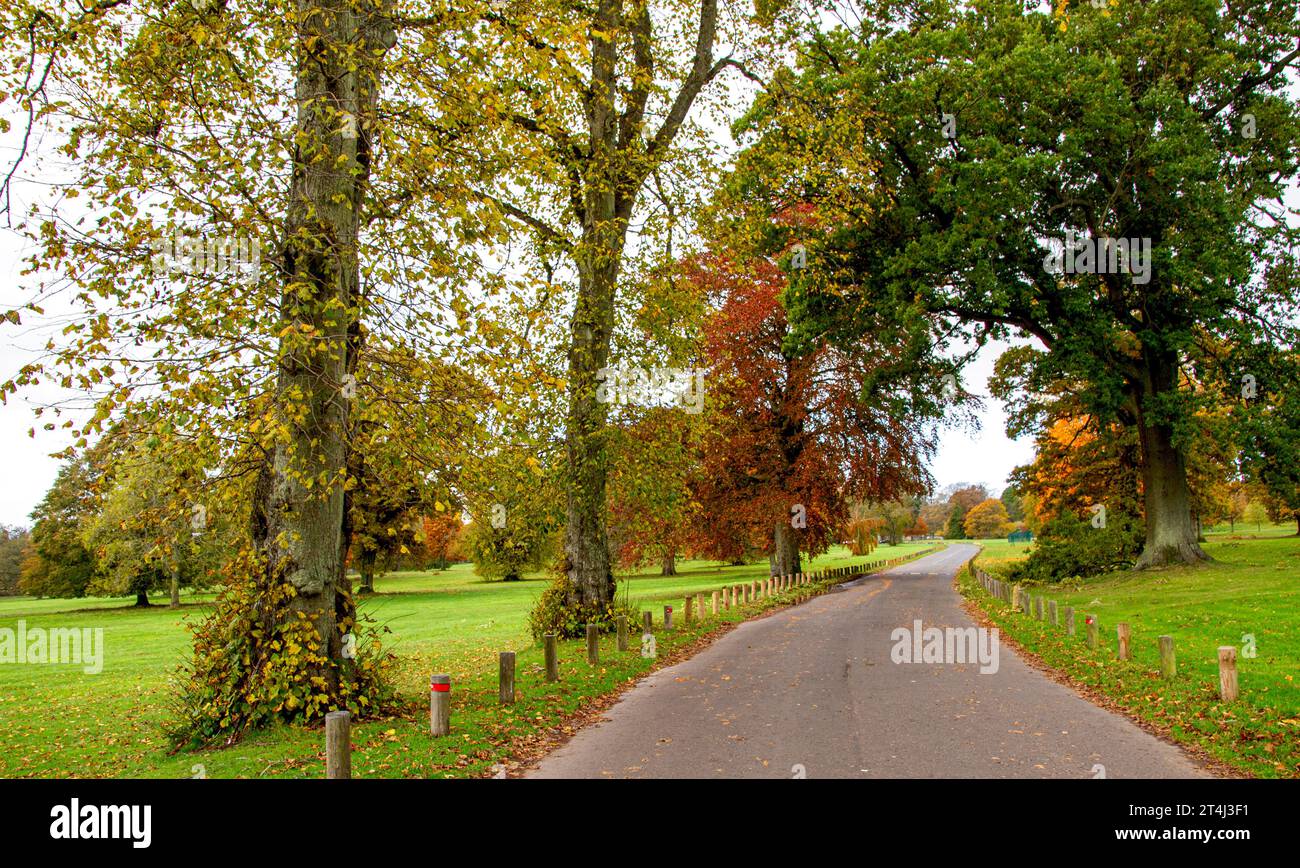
[
  {"x1": 1242, "y1": 500, "x2": 1270, "y2": 532},
  {"x1": 0, "y1": 527, "x2": 31, "y2": 596},
  {"x1": 944, "y1": 507, "x2": 966, "y2": 541},
  {"x1": 20, "y1": 442, "x2": 114, "y2": 598},
  {"x1": 1000, "y1": 487, "x2": 1025, "y2": 524},
  {"x1": 725, "y1": 0, "x2": 1300, "y2": 569},
  {"x1": 80, "y1": 443, "x2": 226, "y2": 606}
]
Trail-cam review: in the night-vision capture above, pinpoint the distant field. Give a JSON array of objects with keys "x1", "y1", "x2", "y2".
[
  {"x1": 0, "y1": 541, "x2": 933, "y2": 778},
  {"x1": 963, "y1": 527, "x2": 1300, "y2": 777}
]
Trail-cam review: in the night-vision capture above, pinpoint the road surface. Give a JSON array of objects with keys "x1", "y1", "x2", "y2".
[{"x1": 527, "y1": 544, "x2": 1208, "y2": 779}]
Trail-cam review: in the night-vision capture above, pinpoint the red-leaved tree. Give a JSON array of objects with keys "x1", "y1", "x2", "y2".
[{"x1": 688, "y1": 255, "x2": 933, "y2": 575}]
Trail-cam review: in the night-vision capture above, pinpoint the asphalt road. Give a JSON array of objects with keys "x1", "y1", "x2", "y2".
[{"x1": 527, "y1": 544, "x2": 1209, "y2": 779}]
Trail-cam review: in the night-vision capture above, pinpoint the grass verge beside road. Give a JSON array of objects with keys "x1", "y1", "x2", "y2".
[
  {"x1": 960, "y1": 532, "x2": 1300, "y2": 778},
  {"x1": 0, "y1": 541, "x2": 937, "y2": 778}
]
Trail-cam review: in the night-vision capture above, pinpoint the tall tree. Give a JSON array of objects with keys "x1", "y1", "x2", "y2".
[
  {"x1": 417, "y1": 0, "x2": 765, "y2": 613},
  {"x1": 20, "y1": 439, "x2": 115, "y2": 599},
  {"x1": 690, "y1": 255, "x2": 933, "y2": 573},
  {"x1": 725, "y1": 0, "x2": 1300, "y2": 568}
]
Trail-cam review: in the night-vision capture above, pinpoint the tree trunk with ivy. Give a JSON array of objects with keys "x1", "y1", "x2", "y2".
[{"x1": 249, "y1": 0, "x2": 395, "y2": 697}]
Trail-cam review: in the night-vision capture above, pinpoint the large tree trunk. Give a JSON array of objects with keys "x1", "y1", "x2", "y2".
[
  {"x1": 563, "y1": 257, "x2": 620, "y2": 610},
  {"x1": 557, "y1": 0, "x2": 721, "y2": 613},
  {"x1": 249, "y1": 0, "x2": 395, "y2": 693},
  {"x1": 134, "y1": 591, "x2": 150, "y2": 607},
  {"x1": 769, "y1": 523, "x2": 801, "y2": 576},
  {"x1": 660, "y1": 549, "x2": 676, "y2": 576},
  {"x1": 1133, "y1": 351, "x2": 1210, "y2": 568}
]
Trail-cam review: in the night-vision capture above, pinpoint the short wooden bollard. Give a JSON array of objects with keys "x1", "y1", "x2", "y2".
[
  {"x1": 1217, "y1": 646, "x2": 1239, "y2": 701},
  {"x1": 723, "y1": 587, "x2": 731, "y2": 609},
  {"x1": 616, "y1": 616, "x2": 628, "y2": 652},
  {"x1": 1048, "y1": 600, "x2": 1058, "y2": 626},
  {"x1": 498, "y1": 651, "x2": 515, "y2": 704},
  {"x1": 544, "y1": 633, "x2": 559, "y2": 682},
  {"x1": 684, "y1": 595, "x2": 694, "y2": 624},
  {"x1": 711, "y1": 590, "x2": 719, "y2": 615},
  {"x1": 1035, "y1": 596, "x2": 1043, "y2": 620},
  {"x1": 1064, "y1": 606, "x2": 1075, "y2": 636},
  {"x1": 1023, "y1": 591, "x2": 1032, "y2": 616},
  {"x1": 642, "y1": 610, "x2": 653, "y2": 632},
  {"x1": 696, "y1": 592, "x2": 706, "y2": 617},
  {"x1": 664, "y1": 605, "x2": 674, "y2": 630},
  {"x1": 325, "y1": 710, "x2": 351, "y2": 779},
  {"x1": 430, "y1": 674, "x2": 451, "y2": 736},
  {"x1": 1085, "y1": 615, "x2": 1098, "y2": 650},
  {"x1": 1158, "y1": 635, "x2": 1176, "y2": 680},
  {"x1": 1116, "y1": 622, "x2": 1131, "y2": 660},
  {"x1": 586, "y1": 623, "x2": 600, "y2": 664}
]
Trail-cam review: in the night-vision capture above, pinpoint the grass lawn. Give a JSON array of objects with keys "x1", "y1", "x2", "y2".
[
  {"x1": 0, "y1": 541, "x2": 935, "y2": 778},
  {"x1": 961, "y1": 527, "x2": 1300, "y2": 778}
]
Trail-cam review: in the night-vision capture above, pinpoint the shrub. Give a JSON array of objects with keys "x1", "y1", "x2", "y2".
[
  {"x1": 1006, "y1": 510, "x2": 1143, "y2": 583},
  {"x1": 527, "y1": 571, "x2": 642, "y2": 640},
  {"x1": 166, "y1": 549, "x2": 398, "y2": 748}
]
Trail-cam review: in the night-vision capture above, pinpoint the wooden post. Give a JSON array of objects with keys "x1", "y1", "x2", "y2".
[
  {"x1": 664, "y1": 605, "x2": 674, "y2": 630},
  {"x1": 1217, "y1": 646, "x2": 1238, "y2": 701},
  {"x1": 1048, "y1": 600, "x2": 1058, "y2": 627},
  {"x1": 684, "y1": 595, "x2": 694, "y2": 625},
  {"x1": 1011, "y1": 585, "x2": 1021, "y2": 610},
  {"x1": 616, "y1": 616, "x2": 628, "y2": 652},
  {"x1": 430, "y1": 674, "x2": 450, "y2": 737},
  {"x1": 1085, "y1": 615, "x2": 1098, "y2": 650},
  {"x1": 1116, "y1": 622, "x2": 1131, "y2": 661},
  {"x1": 586, "y1": 623, "x2": 599, "y2": 664},
  {"x1": 723, "y1": 587, "x2": 731, "y2": 609},
  {"x1": 325, "y1": 710, "x2": 350, "y2": 779},
  {"x1": 1035, "y1": 596, "x2": 1043, "y2": 620},
  {"x1": 1064, "y1": 606, "x2": 1075, "y2": 636},
  {"x1": 642, "y1": 610, "x2": 653, "y2": 632},
  {"x1": 544, "y1": 633, "x2": 559, "y2": 682},
  {"x1": 711, "y1": 590, "x2": 719, "y2": 615},
  {"x1": 498, "y1": 651, "x2": 515, "y2": 704},
  {"x1": 1158, "y1": 635, "x2": 1176, "y2": 680}
]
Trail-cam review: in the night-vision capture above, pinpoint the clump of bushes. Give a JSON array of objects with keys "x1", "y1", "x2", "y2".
[
  {"x1": 528, "y1": 571, "x2": 642, "y2": 640},
  {"x1": 1007, "y1": 510, "x2": 1143, "y2": 583},
  {"x1": 167, "y1": 549, "x2": 398, "y2": 748}
]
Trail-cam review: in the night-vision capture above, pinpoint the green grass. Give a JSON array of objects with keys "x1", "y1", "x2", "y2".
[
  {"x1": 961, "y1": 529, "x2": 1300, "y2": 778},
  {"x1": 0, "y1": 541, "x2": 935, "y2": 778}
]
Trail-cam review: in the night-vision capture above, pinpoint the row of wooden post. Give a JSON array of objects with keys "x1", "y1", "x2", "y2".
[
  {"x1": 325, "y1": 547, "x2": 940, "y2": 776},
  {"x1": 971, "y1": 566, "x2": 1241, "y2": 704}
]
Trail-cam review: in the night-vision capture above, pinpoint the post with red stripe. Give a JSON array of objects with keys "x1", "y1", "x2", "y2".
[{"x1": 430, "y1": 674, "x2": 451, "y2": 737}]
